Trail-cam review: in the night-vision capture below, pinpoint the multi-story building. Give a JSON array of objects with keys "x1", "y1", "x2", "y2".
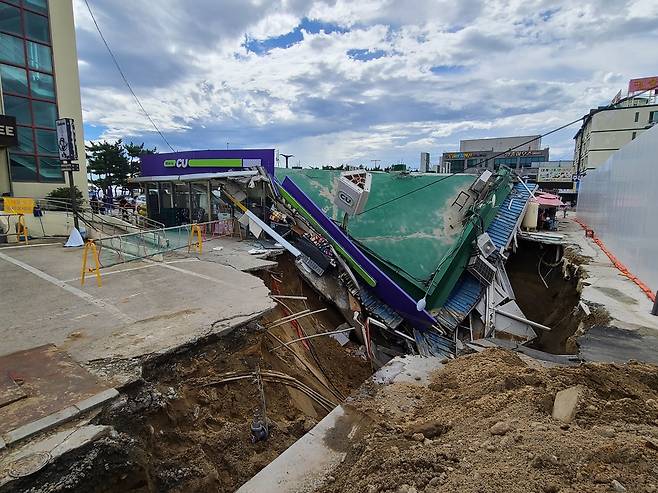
[
  {"x1": 574, "y1": 79, "x2": 658, "y2": 173},
  {"x1": 0, "y1": 0, "x2": 87, "y2": 199},
  {"x1": 441, "y1": 135, "x2": 549, "y2": 174},
  {"x1": 419, "y1": 152, "x2": 430, "y2": 172}
]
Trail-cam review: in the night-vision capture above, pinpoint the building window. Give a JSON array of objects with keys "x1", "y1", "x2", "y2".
[
  {"x1": 0, "y1": 33, "x2": 25, "y2": 64},
  {"x1": 650, "y1": 111, "x2": 658, "y2": 124},
  {"x1": 634, "y1": 111, "x2": 639, "y2": 122},
  {"x1": 0, "y1": 3, "x2": 22, "y2": 35},
  {"x1": 632, "y1": 132, "x2": 637, "y2": 140},
  {"x1": 0, "y1": 0, "x2": 62, "y2": 183}
]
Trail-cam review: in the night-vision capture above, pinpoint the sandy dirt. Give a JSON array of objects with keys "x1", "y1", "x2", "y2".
[{"x1": 320, "y1": 348, "x2": 658, "y2": 493}]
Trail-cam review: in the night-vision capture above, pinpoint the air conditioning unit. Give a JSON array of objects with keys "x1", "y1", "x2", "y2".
[
  {"x1": 476, "y1": 232, "x2": 497, "y2": 258},
  {"x1": 468, "y1": 254, "x2": 497, "y2": 285},
  {"x1": 470, "y1": 170, "x2": 493, "y2": 193},
  {"x1": 334, "y1": 170, "x2": 372, "y2": 215}
]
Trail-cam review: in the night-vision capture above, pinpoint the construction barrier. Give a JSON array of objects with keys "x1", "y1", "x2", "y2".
[
  {"x1": 81, "y1": 240, "x2": 102, "y2": 287},
  {"x1": 188, "y1": 223, "x2": 203, "y2": 254},
  {"x1": 573, "y1": 218, "x2": 655, "y2": 303}
]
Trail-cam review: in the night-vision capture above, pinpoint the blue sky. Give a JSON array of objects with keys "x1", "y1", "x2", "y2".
[{"x1": 73, "y1": 0, "x2": 658, "y2": 167}]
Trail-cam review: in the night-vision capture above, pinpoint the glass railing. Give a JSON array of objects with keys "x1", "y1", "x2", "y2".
[{"x1": 93, "y1": 219, "x2": 235, "y2": 268}]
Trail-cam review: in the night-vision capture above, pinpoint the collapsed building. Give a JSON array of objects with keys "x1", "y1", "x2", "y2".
[
  {"x1": 269, "y1": 167, "x2": 541, "y2": 363},
  {"x1": 133, "y1": 152, "x2": 546, "y2": 365}
]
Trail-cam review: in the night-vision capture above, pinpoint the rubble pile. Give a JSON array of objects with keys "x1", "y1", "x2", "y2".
[{"x1": 321, "y1": 349, "x2": 658, "y2": 493}]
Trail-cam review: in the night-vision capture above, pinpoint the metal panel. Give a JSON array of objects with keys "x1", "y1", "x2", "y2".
[
  {"x1": 487, "y1": 182, "x2": 536, "y2": 251},
  {"x1": 435, "y1": 182, "x2": 535, "y2": 332},
  {"x1": 577, "y1": 125, "x2": 658, "y2": 292}
]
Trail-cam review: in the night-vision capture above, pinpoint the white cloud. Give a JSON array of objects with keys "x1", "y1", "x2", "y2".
[{"x1": 73, "y1": 0, "x2": 658, "y2": 163}]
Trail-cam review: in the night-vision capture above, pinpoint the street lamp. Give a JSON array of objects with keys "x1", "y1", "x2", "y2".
[{"x1": 281, "y1": 154, "x2": 294, "y2": 169}]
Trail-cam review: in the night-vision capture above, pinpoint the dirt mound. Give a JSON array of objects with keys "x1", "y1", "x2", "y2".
[{"x1": 321, "y1": 348, "x2": 658, "y2": 493}]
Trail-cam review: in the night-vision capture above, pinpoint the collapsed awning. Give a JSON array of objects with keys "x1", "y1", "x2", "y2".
[{"x1": 128, "y1": 170, "x2": 258, "y2": 183}]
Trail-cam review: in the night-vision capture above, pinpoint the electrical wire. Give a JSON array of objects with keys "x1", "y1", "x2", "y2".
[
  {"x1": 82, "y1": 0, "x2": 176, "y2": 152},
  {"x1": 356, "y1": 87, "x2": 656, "y2": 216}
]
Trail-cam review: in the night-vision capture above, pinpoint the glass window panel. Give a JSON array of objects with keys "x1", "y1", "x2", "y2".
[
  {"x1": 24, "y1": 0, "x2": 48, "y2": 15},
  {"x1": 38, "y1": 157, "x2": 64, "y2": 183},
  {"x1": 3, "y1": 95, "x2": 31, "y2": 125},
  {"x1": 25, "y1": 11, "x2": 50, "y2": 44},
  {"x1": 29, "y1": 70, "x2": 54, "y2": 99},
  {"x1": 27, "y1": 41, "x2": 52, "y2": 72},
  {"x1": 0, "y1": 3, "x2": 22, "y2": 35},
  {"x1": 35, "y1": 128, "x2": 57, "y2": 154},
  {"x1": 32, "y1": 99, "x2": 56, "y2": 127},
  {"x1": 13, "y1": 126, "x2": 34, "y2": 153},
  {"x1": 9, "y1": 154, "x2": 38, "y2": 181},
  {"x1": 0, "y1": 64, "x2": 29, "y2": 95},
  {"x1": 0, "y1": 33, "x2": 25, "y2": 65}
]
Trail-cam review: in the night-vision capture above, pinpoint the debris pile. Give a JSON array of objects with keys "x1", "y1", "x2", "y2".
[{"x1": 320, "y1": 348, "x2": 658, "y2": 493}]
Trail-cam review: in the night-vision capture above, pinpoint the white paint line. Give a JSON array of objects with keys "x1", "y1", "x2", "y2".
[
  {"x1": 62, "y1": 258, "x2": 199, "y2": 282},
  {"x1": 0, "y1": 242, "x2": 63, "y2": 250},
  {"x1": 0, "y1": 250, "x2": 134, "y2": 324},
  {"x1": 143, "y1": 259, "x2": 243, "y2": 288}
]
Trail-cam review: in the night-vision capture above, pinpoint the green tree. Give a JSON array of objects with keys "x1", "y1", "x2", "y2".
[
  {"x1": 86, "y1": 140, "x2": 130, "y2": 192},
  {"x1": 124, "y1": 141, "x2": 156, "y2": 181}
]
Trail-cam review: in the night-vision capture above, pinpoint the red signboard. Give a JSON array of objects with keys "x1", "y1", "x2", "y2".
[{"x1": 628, "y1": 76, "x2": 658, "y2": 94}]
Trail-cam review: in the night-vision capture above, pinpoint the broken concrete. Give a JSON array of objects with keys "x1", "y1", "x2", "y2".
[
  {"x1": 551, "y1": 385, "x2": 584, "y2": 423},
  {"x1": 239, "y1": 355, "x2": 444, "y2": 493},
  {"x1": 0, "y1": 239, "x2": 275, "y2": 384}
]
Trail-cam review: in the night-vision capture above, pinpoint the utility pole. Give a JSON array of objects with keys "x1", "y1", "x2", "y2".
[
  {"x1": 281, "y1": 154, "x2": 294, "y2": 169},
  {"x1": 370, "y1": 159, "x2": 381, "y2": 169}
]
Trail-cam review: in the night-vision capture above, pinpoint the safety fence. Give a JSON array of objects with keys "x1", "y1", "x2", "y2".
[
  {"x1": 577, "y1": 124, "x2": 658, "y2": 296},
  {"x1": 93, "y1": 218, "x2": 235, "y2": 268}
]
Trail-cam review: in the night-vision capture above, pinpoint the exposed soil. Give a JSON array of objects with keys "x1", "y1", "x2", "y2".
[
  {"x1": 320, "y1": 348, "x2": 658, "y2": 493},
  {"x1": 507, "y1": 242, "x2": 582, "y2": 353},
  {"x1": 4, "y1": 263, "x2": 372, "y2": 493}
]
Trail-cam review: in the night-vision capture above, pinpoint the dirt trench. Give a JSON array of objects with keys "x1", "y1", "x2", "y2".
[
  {"x1": 506, "y1": 241, "x2": 584, "y2": 354},
  {"x1": 4, "y1": 259, "x2": 372, "y2": 493}
]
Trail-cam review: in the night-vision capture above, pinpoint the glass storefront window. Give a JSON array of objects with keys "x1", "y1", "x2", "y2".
[
  {"x1": 27, "y1": 41, "x2": 52, "y2": 72},
  {"x1": 3, "y1": 95, "x2": 31, "y2": 125},
  {"x1": 0, "y1": 33, "x2": 25, "y2": 65},
  {"x1": 29, "y1": 70, "x2": 54, "y2": 99},
  {"x1": 0, "y1": 3, "x2": 22, "y2": 35},
  {"x1": 0, "y1": 64, "x2": 29, "y2": 95},
  {"x1": 25, "y1": 11, "x2": 49, "y2": 43},
  {"x1": 32, "y1": 99, "x2": 57, "y2": 127},
  {"x1": 9, "y1": 155, "x2": 38, "y2": 181}
]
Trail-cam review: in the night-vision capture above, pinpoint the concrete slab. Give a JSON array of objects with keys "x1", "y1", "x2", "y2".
[
  {"x1": 0, "y1": 424, "x2": 112, "y2": 487},
  {"x1": 238, "y1": 355, "x2": 444, "y2": 493},
  {"x1": 237, "y1": 405, "x2": 369, "y2": 493},
  {"x1": 0, "y1": 345, "x2": 117, "y2": 445},
  {"x1": 184, "y1": 236, "x2": 281, "y2": 272},
  {"x1": 561, "y1": 216, "x2": 658, "y2": 334},
  {"x1": 0, "y1": 243, "x2": 275, "y2": 381}
]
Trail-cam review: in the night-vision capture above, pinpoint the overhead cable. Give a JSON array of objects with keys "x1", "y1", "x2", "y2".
[{"x1": 83, "y1": 0, "x2": 176, "y2": 152}]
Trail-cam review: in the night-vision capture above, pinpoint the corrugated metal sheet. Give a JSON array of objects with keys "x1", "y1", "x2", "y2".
[
  {"x1": 435, "y1": 273, "x2": 482, "y2": 331},
  {"x1": 434, "y1": 182, "x2": 535, "y2": 332},
  {"x1": 359, "y1": 282, "x2": 404, "y2": 328},
  {"x1": 487, "y1": 182, "x2": 535, "y2": 250},
  {"x1": 414, "y1": 329, "x2": 456, "y2": 358}
]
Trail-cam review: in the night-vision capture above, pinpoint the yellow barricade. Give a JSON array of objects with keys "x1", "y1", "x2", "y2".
[
  {"x1": 188, "y1": 223, "x2": 203, "y2": 254},
  {"x1": 81, "y1": 240, "x2": 102, "y2": 287}
]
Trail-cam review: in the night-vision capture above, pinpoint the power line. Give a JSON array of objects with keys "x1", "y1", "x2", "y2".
[
  {"x1": 357, "y1": 87, "x2": 655, "y2": 216},
  {"x1": 83, "y1": 0, "x2": 176, "y2": 152}
]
